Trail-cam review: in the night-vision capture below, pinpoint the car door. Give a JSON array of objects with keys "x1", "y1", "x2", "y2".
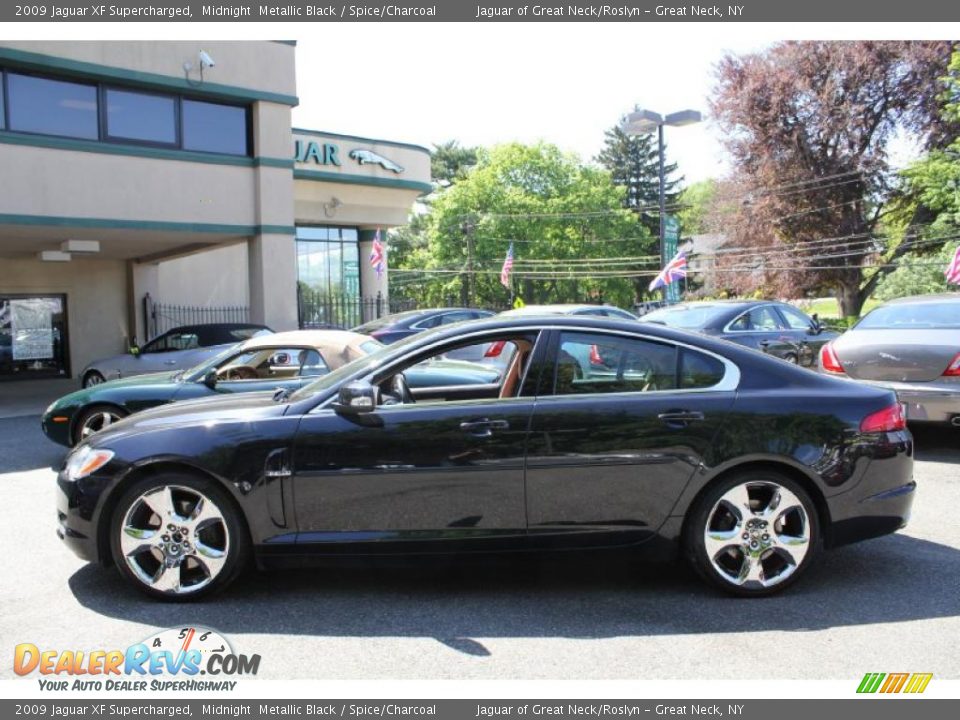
[
  {"x1": 524, "y1": 329, "x2": 737, "y2": 548},
  {"x1": 774, "y1": 304, "x2": 825, "y2": 367},
  {"x1": 723, "y1": 305, "x2": 794, "y2": 358},
  {"x1": 134, "y1": 330, "x2": 201, "y2": 374},
  {"x1": 290, "y1": 332, "x2": 542, "y2": 551}
]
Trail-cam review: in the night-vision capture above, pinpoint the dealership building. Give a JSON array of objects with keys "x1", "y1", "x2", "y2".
[{"x1": 0, "y1": 41, "x2": 431, "y2": 382}]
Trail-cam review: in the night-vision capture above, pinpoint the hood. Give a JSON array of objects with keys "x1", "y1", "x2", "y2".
[
  {"x1": 834, "y1": 329, "x2": 960, "y2": 382},
  {"x1": 48, "y1": 371, "x2": 180, "y2": 411},
  {"x1": 86, "y1": 391, "x2": 287, "y2": 445}
]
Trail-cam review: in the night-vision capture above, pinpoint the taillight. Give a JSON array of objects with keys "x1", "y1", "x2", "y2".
[
  {"x1": 860, "y1": 403, "x2": 906, "y2": 433},
  {"x1": 943, "y1": 352, "x2": 960, "y2": 377},
  {"x1": 820, "y1": 342, "x2": 845, "y2": 374},
  {"x1": 589, "y1": 344, "x2": 604, "y2": 366},
  {"x1": 484, "y1": 340, "x2": 506, "y2": 358}
]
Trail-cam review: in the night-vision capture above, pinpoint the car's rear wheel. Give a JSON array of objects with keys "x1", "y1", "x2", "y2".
[
  {"x1": 73, "y1": 404, "x2": 128, "y2": 445},
  {"x1": 685, "y1": 470, "x2": 821, "y2": 597},
  {"x1": 109, "y1": 474, "x2": 249, "y2": 601},
  {"x1": 82, "y1": 371, "x2": 106, "y2": 388}
]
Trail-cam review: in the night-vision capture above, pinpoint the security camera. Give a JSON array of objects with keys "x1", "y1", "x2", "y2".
[{"x1": 198, "y1": 50, "x2": 215, "y2": 69}]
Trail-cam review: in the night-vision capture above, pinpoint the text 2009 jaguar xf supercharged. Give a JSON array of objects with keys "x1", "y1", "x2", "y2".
[{"x1": 56, "y1": 315, "x2": 915, "y2": 600}]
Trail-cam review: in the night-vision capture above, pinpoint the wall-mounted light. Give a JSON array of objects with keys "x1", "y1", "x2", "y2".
[
  {"x1": 324, "y1": 197, "x2": 343, "y2": 218},
  {"x1": 60, "y1": 239, "x2": 100, "y2": 254},
  {"x1": 39, "y1": 251, "x2": 71, "y2": 262}
]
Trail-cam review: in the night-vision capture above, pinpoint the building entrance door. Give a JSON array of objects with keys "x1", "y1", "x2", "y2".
[{"x1": 0, "y1": 294, "x2": 70, "y2": 381}]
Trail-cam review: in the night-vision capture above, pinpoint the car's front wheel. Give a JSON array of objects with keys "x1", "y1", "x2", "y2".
[
  {"x1": 685, "y1": 470, "x2": 821, "y2": 597},
  {"x1": 109, "y1": 474, "x2": 249, "y2": 601},
  {"x1": 72, "y1": 404, "x2": 128, "y2": 446},
  {"x1": 82, "y1": 370, "x2": 106, "y2": 388}
]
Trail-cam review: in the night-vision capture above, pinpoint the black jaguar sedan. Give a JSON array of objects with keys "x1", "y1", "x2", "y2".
[{"x1": 56, "y1": 315, "x2": 915, "y2": 601}]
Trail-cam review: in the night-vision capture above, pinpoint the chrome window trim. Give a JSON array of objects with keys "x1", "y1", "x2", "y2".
[
  {"x1": 722, "y1": 303, "x2": 785, "y2": 334},
  {"x1": 311, "y1": 323, "x2": 740, "y2": 411}
]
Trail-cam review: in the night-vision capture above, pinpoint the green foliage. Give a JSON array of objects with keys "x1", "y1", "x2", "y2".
[
  {"x1": 430, "y1": 140, "x2": 479, "y2": 187},
  {"x1": 677, "y1": 179, "x2": 720, "y2": 235},
  {"x1": 395, "y1": 142, "x2": 651, "y2": 308},
  {"x1": 875, "y1": 242, "x2": 959, "y2": 300}
]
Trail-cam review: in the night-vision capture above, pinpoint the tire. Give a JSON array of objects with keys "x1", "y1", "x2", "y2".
[
  {"x1": 684, "y1": 469, "x2": 821, "y2": 597},
  {"x1": 109, "y1": 472, "x2": 249, "y2": 601},
  {"x1": 72, "y1": 404, "x2": 128, "y2": 446},
  {"x1": 82, "y1": 371, "x2": 106, "y2": 388}
]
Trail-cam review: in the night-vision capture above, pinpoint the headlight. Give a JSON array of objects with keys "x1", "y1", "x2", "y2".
[
  {"x1": 64, "y1": 446, "x2": 115, "y2": 482},
  {"x1": 45, "y1": 400, "x2": 59, "y2": 415}
]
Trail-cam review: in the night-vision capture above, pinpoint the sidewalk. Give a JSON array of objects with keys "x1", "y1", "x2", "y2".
[{"x1": 0, "y1": 378, "x2": 78, "y2": 419}]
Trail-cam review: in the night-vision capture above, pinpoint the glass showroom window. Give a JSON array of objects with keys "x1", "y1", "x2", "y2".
[
  {"x1": 181, "y1": 99, "x2": 248, "y2": 155},
  {"x1": 296, "y1": 227, "x2": 361, "y2": 297},
  {"x1": 0, "y1": 72, "x2": 5, "y2": 130},
  {"x1": 104, "y1": 87, "x2": 177, "y2": 145},
  {"x1": 6, "y1": 73, "x2": 99, "y2": 140}
]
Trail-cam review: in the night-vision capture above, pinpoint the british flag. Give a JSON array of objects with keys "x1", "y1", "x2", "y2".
[
  {"x1": 946, "y1": 245, "x2": 960, "y2": 285},
  {"x1": 369, "y1": 229, "x2": 386, "y2": 278},
  {"x1": 648, "y1": 250, "x2": 687, "y2": 292}
]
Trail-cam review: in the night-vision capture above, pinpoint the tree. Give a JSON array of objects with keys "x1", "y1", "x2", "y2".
[
  {"x1": 595, "y1": 125, "x2": 682, "y2": 230},
  {"x1": 677, "y1": 179, "x2": 720, "y2": 235},
  {"x1": 430, "y1": 140, "x2": 479, "y2": 187},
  {"x1": 710, "y1": 41, "x2": 956, "y2": 317},
  {"x1": 406, "y1": 142, "x2": 650, "y2": 308}
]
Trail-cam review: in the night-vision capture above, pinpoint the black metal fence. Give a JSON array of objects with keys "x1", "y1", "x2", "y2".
[
  {"x1": 297, "y1": 289, "x2": 418, "y2": 330},
  {"x1": 143, "y1": 294, "x2": 251, "y2": 339}
]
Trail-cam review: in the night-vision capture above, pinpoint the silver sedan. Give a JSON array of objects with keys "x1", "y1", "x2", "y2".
[{"x1": 818, "y1": 294, "x2": 960, "y2": 425}]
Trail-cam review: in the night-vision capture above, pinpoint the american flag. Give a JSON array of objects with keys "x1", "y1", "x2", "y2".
[
  {"x1": 946, "y1": 245, "x2": 960, "y2": 285},
  {"x1": 648, "y1": 250, "x2": 688, "y2": 292},
  {"x1": 500, "y1": 243, "x2": 515, "y2": 289},
  {"x1": 369, "y1": 229, "x2": 386, "y2": 278}
]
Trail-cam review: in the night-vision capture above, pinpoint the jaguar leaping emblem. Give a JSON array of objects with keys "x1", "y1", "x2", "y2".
[{"x1": 349, "y1": 149, "x2": 404, "y2": 174}]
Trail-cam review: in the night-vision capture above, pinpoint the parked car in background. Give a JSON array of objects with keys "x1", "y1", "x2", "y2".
[
  {"x1": 80, "y1": 323, "x2": 272, "y2": 388},
  {"x1": 352, "y1": 308, "x2": 495, "y2": 344},
  {"x1": 639, "y1": 300, "x2": 837, "y2": 367},
  {"x1": 499, "y1": 304, "x2": 639, "y2": 320},
  {"x1": 818, "y1": 293, "x2": 960, "y2": 426},
  {"x1": 44, "y1": 330, "x2": 380, "y2": 447},
  {"x1": 56, "y1": 314, "x2": 914, "y2": 600}
]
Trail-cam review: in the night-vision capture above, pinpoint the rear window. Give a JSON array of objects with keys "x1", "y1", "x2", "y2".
[
  {"x1": 856, "y1": 302, "x2": 960, "y2": 330},
  {"x1": 642, "y1": 305, "x2": 730, "y2": 329}
]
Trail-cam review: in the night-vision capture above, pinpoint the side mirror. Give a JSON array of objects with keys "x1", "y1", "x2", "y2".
[
  {"x1": 333, "y1": 380, "x2": 378, "y2": 415},
  {"x1": 810, "y1": 313, "x2": 823, "y2": 334},
  {"x1": 202, "y1": 369, "x2": 218, "y2": 389}
]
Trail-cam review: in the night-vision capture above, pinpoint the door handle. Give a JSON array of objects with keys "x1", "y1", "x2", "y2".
[
  {"x1": 658, "y1": 410, "x2": 705, "y2": 427},
  {"x1": 164, "y1": 360, "x2": 177, "y2": 365},
  {"x1": 460, "y1": 419, "x2": 510, "y2": 437}
]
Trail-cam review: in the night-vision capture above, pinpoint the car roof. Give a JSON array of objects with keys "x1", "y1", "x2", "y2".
[
  {"x1": 240, "y1": 329, "x2": 371, "y2": 351},
  {"x1": 163, "y1": 322, "x2": 270, "y2": 333},
  {"x1": 500, "y1": 304, "x2": 620, "y2": 315},
  {"x1": 881, "y1": 293, "x2": 960, "y2": 305}
]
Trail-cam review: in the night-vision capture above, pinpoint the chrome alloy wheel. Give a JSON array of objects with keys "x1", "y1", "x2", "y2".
[
  {"x1": 119, "y1": 485, "x2": 230, "y2": 595},
  {"x1": 703, "y1": 481, "x2": 811, "y2": 589},
  {"x1": 79, "y1": 409, "x2": 123, "y2": 439}
]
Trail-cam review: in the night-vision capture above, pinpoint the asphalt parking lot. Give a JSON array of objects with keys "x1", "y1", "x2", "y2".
[{"x1": 0, "y1": 412, "x2": 958, "y2": 681}]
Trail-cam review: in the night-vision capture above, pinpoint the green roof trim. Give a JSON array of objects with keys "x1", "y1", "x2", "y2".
[
  {"x1": 0, "y1": 213, "x2": 295, "y2": 236},
  {"x1": 0, "y1": 130, "x2": 293, "y2": 169},
  {"x1": 0, "y1": 46, "x2": 299, "y2": 107},
  {"x1": 292, "y1": 127, "x2": 431, "y2": 155},
  {"x1": 293, "y1": 169, "x2": 433, "y2": 194}
]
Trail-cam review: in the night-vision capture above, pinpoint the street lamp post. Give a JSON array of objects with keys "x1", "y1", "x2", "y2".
[{"x1": 620, "y1": 107, "x2": 702, "y2": 301}]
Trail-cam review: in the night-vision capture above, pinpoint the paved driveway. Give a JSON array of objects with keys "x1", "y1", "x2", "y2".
[{"x1": 1, "y1": 414, "x2": 958, "y2": 680}]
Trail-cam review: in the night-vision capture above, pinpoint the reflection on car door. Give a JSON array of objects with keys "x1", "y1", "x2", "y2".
[{"x1": 524, "y1": 330, "x2": 736, "y2": 548}]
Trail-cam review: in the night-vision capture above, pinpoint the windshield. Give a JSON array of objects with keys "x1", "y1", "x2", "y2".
[
  {"x1": 288, "y1": 332, "x2": 424, "y2": 402},
  {"x1": 642, "y1": 304, "x2": 731, "y2": 329},
  {"x1": 855, "y1": 302, "x2": 960, "y2": 330},
  {"x1": 181, "y1": 345, "x2": 243, "y2": 382}
]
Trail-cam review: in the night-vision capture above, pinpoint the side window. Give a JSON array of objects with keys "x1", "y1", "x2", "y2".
[
  {"x1": 778, "y1": 305, "x2": 814, "y2": 331},
  {"x1": 438, "y1": 311, "x2": 476, "y2": 325},
  {"x1": 298, "y1": 349, "x2": 328, "y2": 377},
  {"x1": 553, "y1": 332, "x2": 678, "y2": 396},
  {"x1": 679, "y1": 349, "x2": 726, "y2": 389},
  {"x1": 166, "y1": 333, "x2": 200, "y2": 351},
  {"x1": 729, "y1": 307, "x2": 782, "y2": 332}
]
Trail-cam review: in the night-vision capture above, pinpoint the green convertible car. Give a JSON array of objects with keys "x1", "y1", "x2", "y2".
[{"x1": 42, "y1": 330, "x2": 381, "y2": 447}]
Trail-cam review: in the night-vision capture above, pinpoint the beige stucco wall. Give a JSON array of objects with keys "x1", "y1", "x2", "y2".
[
  {"x1": 156, "y1": 244, "x2": 249, "y2": 308},
  {"x1": 0, "y1": 41, "x2": 296, "y2": 100},
  {"x1": 0, "y1": 257, "x2": 128, "y2": 377}
]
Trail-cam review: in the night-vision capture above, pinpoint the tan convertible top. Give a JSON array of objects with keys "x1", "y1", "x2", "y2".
[{"x1": 239, "y1": 330, "x2": 378, "y2": 369}]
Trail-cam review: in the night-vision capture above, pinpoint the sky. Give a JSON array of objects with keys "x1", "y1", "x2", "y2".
[{"x1": 292, "y1": 26, "x2": 772, "y2": 185}]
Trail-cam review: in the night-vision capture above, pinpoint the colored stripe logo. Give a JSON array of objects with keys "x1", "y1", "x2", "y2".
[{"x1": 857, "y1": 672, "x2": 932, "y2": 694}]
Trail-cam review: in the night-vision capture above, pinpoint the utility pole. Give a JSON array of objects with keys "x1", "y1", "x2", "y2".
[{"x1": 461, "y1": 221, "x2": 475, "y2": 307}]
